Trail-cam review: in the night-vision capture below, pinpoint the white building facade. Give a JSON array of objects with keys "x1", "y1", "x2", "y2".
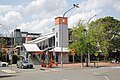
[{"x1": 26, "y1": 17, "x2": 69, "y2": 64}]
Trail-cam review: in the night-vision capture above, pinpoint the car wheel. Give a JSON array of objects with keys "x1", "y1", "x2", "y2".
[
  {"x1": 17, "y1": 65, "x2": 19, "y2": 68},
  {"x1": 16, "y1": 64, "x2": 19, "y2": 68},
  {"x1": 20, "y1": 66, "x2": 22, "y2": 69},
  {"x1": 2, "y1": 64, "x2": 6, "y2": 67},
  {"x1": 21, "y1": 65, "x2": 24, "y2": 69}
]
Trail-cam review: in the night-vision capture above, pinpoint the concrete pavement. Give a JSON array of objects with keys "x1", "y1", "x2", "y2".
[
  {"x1": 0, "y1": 62, "x2": 120, "y2": 74},
  {"x1": 58, "y1": 62, "x2": 120, "y2": 68},
  {"x1": 1, "y1": 65, "x2": 120, "y2": 80},
  {"x1": 0, "y1": 62, "x2": 120, "y2": 80}
]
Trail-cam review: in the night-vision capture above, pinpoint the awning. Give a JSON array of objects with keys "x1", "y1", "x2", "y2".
[
  {"x1": 23, "y1": 43, "x2": 42, "y2": 52},
  {"x1": 28, "y1": 32, "x2": 55, "y2": 44},
  {"x1": 49, "y1": 47, "x2": 70, "y2": 52}
]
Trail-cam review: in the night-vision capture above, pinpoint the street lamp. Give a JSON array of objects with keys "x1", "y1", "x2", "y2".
[
  {"x1": 0, "y1": 24, "x2": 11, "y2": 36},
  {"x1": 0, "y1": 24, "x2": 13, "y2": 70},
  {"x1": 87, "y1": 15, "x2": 97, "y2": 24},
  {"x1": 85, "y1": 14, "x2": 97, "y2": 67},
  {"x1": 61, "y1": 4, "x2": 79, "y2": 68}
]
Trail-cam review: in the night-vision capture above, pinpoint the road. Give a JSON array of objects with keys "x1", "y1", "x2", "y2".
[{"x1": 0, "y1": 65, "x2": 120, "y2": 80}]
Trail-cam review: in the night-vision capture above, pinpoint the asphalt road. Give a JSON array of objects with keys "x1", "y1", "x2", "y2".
[{"x1": 0, "y1": 65, "x2": 120, "y2": 80}]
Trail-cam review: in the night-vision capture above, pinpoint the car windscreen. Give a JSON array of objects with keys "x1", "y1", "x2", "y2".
[{"x1": 23, "y1": 61, "x2": 29, "y2": 63}]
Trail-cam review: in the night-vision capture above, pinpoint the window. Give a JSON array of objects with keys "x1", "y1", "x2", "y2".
[
  {"x1": 61, "y1": 18, "x2": 65, "y2": 23},
  {"x1": 63, "y1": 19, "x2": 65, "y2": 22},
  {"x1": 56, "y1": 32, "x2": 58, "y2": 38},
  {"x1": 56, "y1": 42, "x2": 58, "y2": 47}
]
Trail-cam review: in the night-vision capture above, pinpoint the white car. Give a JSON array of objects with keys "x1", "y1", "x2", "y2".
[{"x1": 0, "y1": 61, "x2": 9, "y2": 67}]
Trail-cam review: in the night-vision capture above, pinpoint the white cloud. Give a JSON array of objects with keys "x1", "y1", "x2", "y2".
[
  {"x1": 0, "y1": 4, "x2": 24, "y2": 14},
  {"x1": 78, "y1": 0, "x2": 112, "y2": 11},
  {"x1": 16, "y1": 0, "x2": 68, "y2": 34},
  {"x1": 25, "y1": 0, "x2": 67, "y2": 20},
  {"x1": 0, "y1": 0, "x2": 68, "y2": 35},
  {"x1": 113, "y1": 1, "x2": 120, "y2": 12},
  {"x1": 0, "y1": 5, "x2": 15, "y2": 14},
  {"x1": 0, "y1": 11, "x2": 23, "y2": 30},
  {"x1": 17, "y1": 18, "x2": 54, "y2": 34},
  {"x1": 68, "y1": 9, "x2": 102, "y2": 28},
  {"x1": 68, "y1": 0, "x2": 120, "y2": 28},
  {"x1": 0, "y1": 0, "x2": 119, "y2": 35}
]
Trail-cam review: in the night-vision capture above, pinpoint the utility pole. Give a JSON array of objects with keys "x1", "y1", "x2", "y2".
[
  {"x1": 11, "y1": 32, "x2": 13, "y2": 70},
  {"x1": 86, "y1": 15, "x2": 97, "y2": 67},
  {"x1": 61, "y1": 4, "x2": 79, "y2": 68}
]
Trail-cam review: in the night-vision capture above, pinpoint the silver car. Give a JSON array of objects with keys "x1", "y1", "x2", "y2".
[
  {"x1": 0, "y1": 61, "x2": 9, "y2": 67},
  {"x1": 17, "y1": 60, "x2": 33, "y2": 69}
]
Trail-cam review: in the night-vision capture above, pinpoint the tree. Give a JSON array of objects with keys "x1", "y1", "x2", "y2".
[
  {"x1": 0, "y1": 38, "x2": 7, "y2": 45},
  {"x1": 89, "y1": 16, "x2": 120, "y2": 60},
  {"x1": 69, "y1": 16, "x2": 120, "y2": 66},
  {"x1": 69, "y1": 21, "x2": 86, "y2": 55},
  {"x1": 0, "y1": 37, "x2": 7, "y2": 61},
  {"x1": 69, "y1": 20, "x2": 90, "y2": 67}
]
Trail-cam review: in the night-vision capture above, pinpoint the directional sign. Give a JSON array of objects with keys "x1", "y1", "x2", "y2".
[{"x1": 71, "y1": 48, "x2": 75, "y2": 55}]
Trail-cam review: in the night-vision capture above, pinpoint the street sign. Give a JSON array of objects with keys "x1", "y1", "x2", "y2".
[
  {"x1": 71, "y1": 48, "x2": 75, "y2": 55},
  {"x1": 94, "y1": 53, "x2": 98, "y2": 57}
]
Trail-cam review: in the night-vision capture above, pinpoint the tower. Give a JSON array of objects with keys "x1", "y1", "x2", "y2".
[
  {"x1": 55, "y1": 17, "x2": 68, "y2": 48},
  {"x1": 14, "y1": 29, "x2": 22, "y2": 45}
]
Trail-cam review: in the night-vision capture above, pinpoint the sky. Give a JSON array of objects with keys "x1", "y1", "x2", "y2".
[{"x1": 0, "y1": 0, "x2": 120, "y2": 35}]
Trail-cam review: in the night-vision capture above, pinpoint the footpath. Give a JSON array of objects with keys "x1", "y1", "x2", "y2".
[
  {"x1": 0, "y1": 62, "x2": 120, "y2": 75},
  {"x1": 58, "y1": 62, "x2": 120, "y2": 68},
  {"x1": 0, "y1": 69, "x2": 16, "y2": 78},
  {"x1": 40, "y1": 62, "x2": 120, "y2": 71}
]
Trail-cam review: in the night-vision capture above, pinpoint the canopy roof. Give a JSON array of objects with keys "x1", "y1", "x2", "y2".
[
  {"x1": 28, "y1": 32, "x2": 55, "y2": 44},
  {"x1": 50, "y1": 47, "x2": 70, "y2": 52},
  {"x1": 23, "y1": 43, "x2": 41, "y2": 52}
]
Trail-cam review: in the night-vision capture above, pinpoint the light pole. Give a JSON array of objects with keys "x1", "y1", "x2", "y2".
[
  {"x1": 0, "y1": 24, "x2": 13, "y2": 70},
  {"x1": 0, "y1": 24, "x2": 11, "y2": 36},
  {"x1": 87, "y1": 15, "x2": 97, "y2": 24},
  {"x1": 85, "y1": 14, "x2": 97, "y2": 67},
  {"x1": 61, "y1": 4, "x2": 79, "y2": 68}
]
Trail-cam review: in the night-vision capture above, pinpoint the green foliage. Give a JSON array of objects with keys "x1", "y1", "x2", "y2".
[
  {"x1": 0, "y1": 38, "x2": 7, "y2": 46},
  {"x1": 90, "y1": 16, "x2": 120, "y2": 54},
  {"x1": 69, "y1": 16, "x2": 120, "y2": 57},
  {"x1": 69, "y1": 21, "x2": 88, "y2": 55},
  {"x1": 0, "y1": 50, "x2": 3, "y2": 61},
  {"x1": 12, "y1": 54, "x2": 18, "y2": 64}
]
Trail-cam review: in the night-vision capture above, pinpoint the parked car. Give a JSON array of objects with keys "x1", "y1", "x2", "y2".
[
  {"x1": 17, "y1": 60, "x2": 33, "y2": 69},
  {"x1": 111, "y1": 59, "x2": 116, "y2": 63},
  {"x1": 0, "y1": 61, "x2": 9, "y2": 67}
]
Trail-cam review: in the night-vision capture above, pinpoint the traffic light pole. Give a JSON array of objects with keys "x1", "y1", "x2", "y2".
[{"x1": 73, "y1": 54, "x2": 75, "y2": 64}]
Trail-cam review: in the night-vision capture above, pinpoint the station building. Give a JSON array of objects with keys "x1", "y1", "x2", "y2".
[
  {"x1": 0, "y1": 17, "x2": 72, "y2": 65},
  {"x1": 24, "y1": 17, "x2": 70, "y2": 64}
]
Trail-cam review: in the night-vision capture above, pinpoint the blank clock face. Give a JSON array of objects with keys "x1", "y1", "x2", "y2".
[
  {"x1": 62, "y1": 19, "x2": 65, "y2": 23},
  {"x1": 55, "y1": 17, "x2": 68, "y2": 25}
]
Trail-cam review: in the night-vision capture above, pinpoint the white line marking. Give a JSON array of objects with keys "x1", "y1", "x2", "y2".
[
  {"x1": 104, "y1": 76, "x2": 110, "y2": 80},
  {"x1": 93, "y1": 72, "x2": 100, "y2": 76},
  {"x1": 63, "y1": 78, "x2": 68, "y2": 80},
  {"x1": 93, "y1": 72, "x2": 110, "y2": 80}
]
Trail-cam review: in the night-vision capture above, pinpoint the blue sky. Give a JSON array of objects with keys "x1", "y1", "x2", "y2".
[
  {"x1": 0, "y1": 0, "x2": 32, "y2": 5},
  {"x1": 0, "y1": 0, "x2": 120, "y2": 35}
]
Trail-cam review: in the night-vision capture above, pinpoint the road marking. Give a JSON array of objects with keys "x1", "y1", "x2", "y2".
[
  {"x1": 63, "y1": 78, "x2": 68, "y2": 80},
  {"x1": 93, "y1": 72, "x2": 110, "y2": 80},
  {"x1": 100, "y1": 66, "x2": 120, "y2": 69},
  {"x1": 1, "y1": 69, "x2": 16, "y2": 73},
  {"x1": 93, "y1": 72, "x2": 100, "y2": 76},
  {"x1": 104, "y1": 76, "x2": 110, "y2": 80}
]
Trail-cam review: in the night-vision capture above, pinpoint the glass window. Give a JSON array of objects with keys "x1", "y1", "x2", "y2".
[
  {"x1": 56, "y1": 42, "x2": 58, "y2": 47},
  {"x1": 56, "y1": 32, "x2": 58, "y2": 38}
]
